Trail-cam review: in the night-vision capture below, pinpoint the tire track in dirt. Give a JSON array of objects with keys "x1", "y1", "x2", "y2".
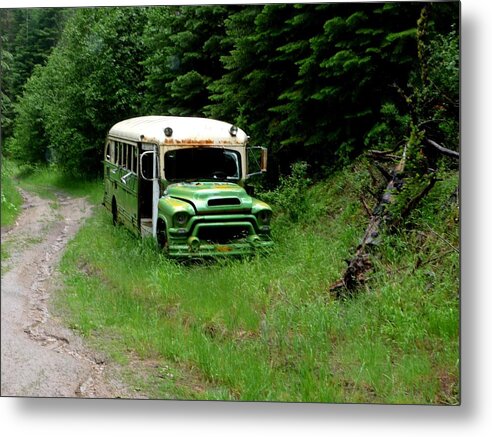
[{"x1": 1, "y1": 188, "x2": 133, "y2": 398}]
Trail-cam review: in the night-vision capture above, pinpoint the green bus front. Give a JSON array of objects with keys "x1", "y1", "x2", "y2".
[{"x1": 156, "y1": 146, "x2": 273, "y2": 257}]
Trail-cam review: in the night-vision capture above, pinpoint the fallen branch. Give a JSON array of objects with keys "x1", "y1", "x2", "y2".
[
  {"x1": 425, "y1": 138, "x2": 460, "y2": 159},
  {"x1": 367, "y1": 149, "x2": 401, "y2": 161},
  {"x1": 391, "y1": 175, "x2": 441, "y2": 227}
]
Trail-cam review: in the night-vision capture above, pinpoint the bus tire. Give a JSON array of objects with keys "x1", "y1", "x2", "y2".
[
  {"x1": 157, "y1": 220, "x2": 168, "y2": 251},
  {"x1": 112, "y1": 197, "x2": 118, "y2": 226}
]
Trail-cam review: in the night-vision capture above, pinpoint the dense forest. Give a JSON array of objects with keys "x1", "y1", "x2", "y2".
[{"x1": 1, "y1": 2, "x2": 459, "y2": 183}]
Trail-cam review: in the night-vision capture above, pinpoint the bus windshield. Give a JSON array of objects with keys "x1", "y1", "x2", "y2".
[{"x1": 164, "y1": 148, "x2": 241, "y2": 182}]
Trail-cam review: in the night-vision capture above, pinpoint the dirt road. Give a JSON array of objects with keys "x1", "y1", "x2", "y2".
[{"x1": 1, "y1": 189, "x2": 130, "y2": 398}]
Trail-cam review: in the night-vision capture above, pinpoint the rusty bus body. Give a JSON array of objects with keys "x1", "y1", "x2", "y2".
[{"x1": 102, "y1": 116, "x2": 272, "y2": 257}]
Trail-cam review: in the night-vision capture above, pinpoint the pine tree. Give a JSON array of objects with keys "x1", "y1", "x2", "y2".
[
  {"x1": 270, "y1": 2, "x2": 424, "y2": 173},
  {"x1": 142, "y1": 5, "x2": 232, "y2": 116}
]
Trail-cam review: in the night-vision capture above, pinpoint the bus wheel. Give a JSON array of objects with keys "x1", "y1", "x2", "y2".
[
  {"x1": 112, "y1": 198, "x2": 118, "y2": 226},
  {"x1": 157, "y1": 222, "x2": 168, "y2": 251}
]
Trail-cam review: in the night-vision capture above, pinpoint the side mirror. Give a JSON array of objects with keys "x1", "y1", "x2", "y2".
[
  {"x1": 260, "y1": 147, "x2": 268, "y2": 173},
  {"x1": 246, "y1": 147, "x2": 268, "y2": 179}
]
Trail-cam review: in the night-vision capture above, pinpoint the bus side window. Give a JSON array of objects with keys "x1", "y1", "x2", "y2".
[
  {"x1": 110, "y1": 142, "x2": 115, "y2": 164},
  {"x1": 133, "y1": 147, "x2": 138, "y2": 173},
  {"x1": 128, "y1": 146, "x2": 132, "y2": 173},
  {"x1": 126, "y1": 144, "x2": 131, "y2": 172},
  {"x1": 130, "y1": 145, "x2": 135, "y2": 173},
  {"x1": 105, "y1": 142, "x2": 110, "y2": 161}
]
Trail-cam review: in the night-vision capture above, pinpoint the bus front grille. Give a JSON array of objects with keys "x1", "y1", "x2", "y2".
[
  {"x1": 208, "y1": 198, "x2": 241, "y2": 207},
  {"x1": 197, "y1": 225, "x2": 250, "y2": 244}
]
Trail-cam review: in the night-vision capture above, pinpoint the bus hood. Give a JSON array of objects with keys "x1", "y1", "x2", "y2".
[{"x1": 165, "y1": 181, "x2": 253, "y2": 214}]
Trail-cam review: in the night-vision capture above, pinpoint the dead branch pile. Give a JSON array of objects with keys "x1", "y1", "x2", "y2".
[{"x1": 330, "y1": 139, "x2": 458, "y2": 298}]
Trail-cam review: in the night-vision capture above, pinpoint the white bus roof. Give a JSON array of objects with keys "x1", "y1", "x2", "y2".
[{"x1": 108, "y1": 116, "x2": 248, "y2": 146}]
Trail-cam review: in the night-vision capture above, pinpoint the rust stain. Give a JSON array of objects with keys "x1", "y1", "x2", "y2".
[
  {"x1": 214, "y1": 185, "x2": 237, "y2": 190},
  {"x1": 163, "y1": 138, "x2": 242, "y2": 146},
  {"x1": 216, "y1": 245, "x2": 232, "y2": 252},
  {"x1": 177, "y1": 139, "x2": 214, "y2": 145}
]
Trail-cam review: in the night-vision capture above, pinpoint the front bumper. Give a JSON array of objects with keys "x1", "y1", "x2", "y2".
[
  {"x1": 165, "y1": 213, "x2": 273, "y2": 258},
  {"x1": 167, "y1": 239, "x2": 274, "y2": 258}
]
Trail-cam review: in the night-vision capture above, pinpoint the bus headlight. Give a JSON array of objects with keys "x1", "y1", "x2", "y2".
[
  {"x1": 188, "y1": 236, "x2": 200, "y2": 252},
  {"x1": 174, "y1": 211, "x2": 189, "y2": 227},
  {"x1": 256, "y1": 210, "x2": 272, "y2": 226}
]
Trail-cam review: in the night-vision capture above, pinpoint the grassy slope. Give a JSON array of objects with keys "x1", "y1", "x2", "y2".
[{"x1": 54, "y1": 159, "x2": 459, "y2": 404}]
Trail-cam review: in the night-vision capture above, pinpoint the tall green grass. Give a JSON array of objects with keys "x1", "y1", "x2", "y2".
[
  {"x1": 1, "y1": 159, "x2": 23, "y2": 227},
  {"x1": 15, "y1": 163, "x2": 103, "y2": 205},
  {"x1": 56, "y1": 161, "x2": 459, "y2": 403}
]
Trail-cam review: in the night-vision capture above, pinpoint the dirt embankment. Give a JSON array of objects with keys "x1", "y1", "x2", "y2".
[{"x1": 1, "y1": 189, "x2": 131, "y2": 398}]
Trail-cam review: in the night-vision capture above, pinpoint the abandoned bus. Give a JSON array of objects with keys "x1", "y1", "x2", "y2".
[{"x1": 102, "y1": 116, "x2": 273, "y2": 257}]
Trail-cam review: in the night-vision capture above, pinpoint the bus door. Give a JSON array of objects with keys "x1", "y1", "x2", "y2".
[
  {"x1": 139, "y1": 144, "x2": 159, "y2": 238},
  {"x1": 119, "y1": 144, "x2": 139, "y2": 229}
]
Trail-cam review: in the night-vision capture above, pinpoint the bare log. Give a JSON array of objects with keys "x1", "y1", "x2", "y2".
[
  {"x1": 331, "y1": 148, "x2": 407, "y2": 297},
  {"x1": 425, "y1": 139, "x2": 459, "y2": 159}
]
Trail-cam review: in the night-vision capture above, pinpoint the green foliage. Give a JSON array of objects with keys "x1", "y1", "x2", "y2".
[
  {"x1": 427, "y1": 28, "x2": 459, "y2": 101},
  {"x1": 6, "y1": 64, "x2": 52, "y2": 163},
  {"x1": 363, "y1": 4, "x2": 459, "y2": 225},
  {"x1": 418, "y1": 25, "x2": 459, "y2": 152},
  {"x1": 8, "y1": 8, "x2": 148, "y2": 176},
  {"x1": 364, "y1": 102, "x2": 411, "y2": 150},
  {"x1": 0, "y1": 43, "x2": 14, "y2": 142},
  {"x1": 259, "y1": 161, "x2": 311, "y2": 222},
  {"x1": 0, "y1": 8, "x2": 69, "y2": 144},
  {"x1": 268, "y1": 2, "x2": 422, "y2": 175}
]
